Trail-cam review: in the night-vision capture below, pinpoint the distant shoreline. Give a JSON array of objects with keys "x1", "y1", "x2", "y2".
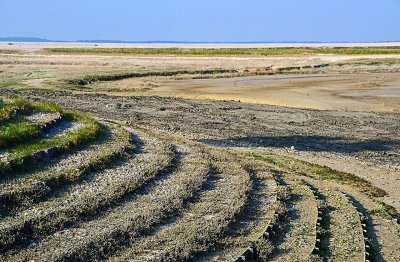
[
  {"x1": 2, "y1": 41, "x2": 400, "y2": 52},
  {"x1": 1, "y1": 37, "x2": 400, "y2": 45}
]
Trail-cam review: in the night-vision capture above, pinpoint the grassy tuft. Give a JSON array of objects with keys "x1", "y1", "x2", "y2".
[
  {"x1": 31, "y1": 100, "x2": 63, "y2": 113},
  {"x1": 0, "y1": 121, "x2": 41, "y2": 148},
  {"x1": 370, "y1": 201, "x2": 400, "y2": 220},
  {"x1": 247, "y1": 153, "x2": 387, "y2": 198}
]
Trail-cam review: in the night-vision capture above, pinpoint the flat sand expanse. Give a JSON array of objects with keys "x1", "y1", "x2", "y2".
[
  {"x1": 95, "y1": 71, "x2": 400, "y2": 112},
  {"x1": 150, "y1": 73, "x2": 400, "y2": 112}
]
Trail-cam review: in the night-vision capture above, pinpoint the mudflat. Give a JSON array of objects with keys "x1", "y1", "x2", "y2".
[
  {"x1": 122, "y1": 73, "x2": 400, "y2": 112},
  {"x1": 0, "y1": 43, "x2": 399, "y2": 261}
]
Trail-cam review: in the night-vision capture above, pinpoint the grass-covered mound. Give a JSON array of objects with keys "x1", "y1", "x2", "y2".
[{"x1": 0, "y1": 97, "x2": 103, "y2": 176}]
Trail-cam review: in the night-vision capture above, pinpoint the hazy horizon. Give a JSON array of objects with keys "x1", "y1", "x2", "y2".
[
  {"x1": 2, "y1": 36, "x2": 400, "y2": 44},
  {"x1": 0, "y1": 36, "x2": 400, "y2": 44}
]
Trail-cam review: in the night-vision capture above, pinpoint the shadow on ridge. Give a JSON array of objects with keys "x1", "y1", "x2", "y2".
[{"x1": 197, "y1": 135, "x2": 400, "y2": 154}]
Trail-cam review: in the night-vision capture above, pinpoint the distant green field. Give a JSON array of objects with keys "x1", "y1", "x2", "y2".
[
  {"x1": 44, "y1": 47, "x2": 400, "y2": 56},
  {"x1": 0, "y1": 49, "x2": 19, "y2": 54}
]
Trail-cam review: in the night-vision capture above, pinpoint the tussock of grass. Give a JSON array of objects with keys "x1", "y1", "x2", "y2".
[
  {"x1": 0, "y1": 121, "x2": 41, "y2": 148},
  {"x1": 45, "y1": 47, "x2": 400, "y2": 56},
  {"x1": 247, "y1": 153, "x2": 387, "y2": 198}
]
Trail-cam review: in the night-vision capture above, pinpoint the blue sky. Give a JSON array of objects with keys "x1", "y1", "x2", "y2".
[{"x1": 0, "y1": 0, "x2": 399, "y2": 42}]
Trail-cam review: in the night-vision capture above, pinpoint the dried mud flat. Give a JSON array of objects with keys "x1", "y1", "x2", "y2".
[
  {"x1": 3, "y1": 89, "x2": 399, "y2": 207},
  {"x1": 0, "y1": 46, "x2": 399, "y2": 261},
  {"x1": 150, "y1": 73, "x2": 400, "y2": 112}
]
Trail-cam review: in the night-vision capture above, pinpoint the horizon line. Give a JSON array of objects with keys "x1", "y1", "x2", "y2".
[{"x1": 1, "y1": 37, "x2": 400, "y2": 45}]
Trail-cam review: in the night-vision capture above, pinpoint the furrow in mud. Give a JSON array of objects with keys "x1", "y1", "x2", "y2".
[
  {"x1": 2, "y1": 143, "x2": 210, "y2": 261},
  {"x1": 0, "y1": 124, "x2": 132, "y2": 213},
  {"x1": 268, "y1": 178, "x2": 318, "y2": 262},
  {"x1": 110, "y1": 150, "x2": 252, "y2": 262},
  {"x1": 0, "y1": 131, "x2": 175, "y2": 254}
]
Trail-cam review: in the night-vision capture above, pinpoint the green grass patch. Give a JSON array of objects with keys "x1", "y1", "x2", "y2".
[
  {"x1": 0, "y1": 110, "x2": 102, "y2": 176},
  {"x1": 11, "y1": 112, "x2": 100, "y2": 158},
  {"x1": 0, "y1": 97, "x2": 35, "y2": 123},
  {"x1": 379, "y1": 201, "x2": 400, "y2": 219},
  {"x1": 0, "y1": 119, "x2": 42, "y2": 148},
  {"x1": 0, "y1": 79, "x2": 21, "y2": 89},
  {"x1": 247, "y1": 153, "x2": 387, "y2": 198},
  {"x1": 0, "y1": 97, "x2": 63, "y2": 123},
  {"x1": 44, "y1": 47, "x2": 400, "y2": 56},
  {"x1": 0, "y1": 49, "x2": 19, "y2": 54},
  {"x1": 0, "y1": 101, "x2": 63, "y2": 149},
  {"x1": 369, "y1": 201, "x2": 400, "y2": 220},
  {"x1": 31, "y1": 100, "x2": 63, "y2": 114}
]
